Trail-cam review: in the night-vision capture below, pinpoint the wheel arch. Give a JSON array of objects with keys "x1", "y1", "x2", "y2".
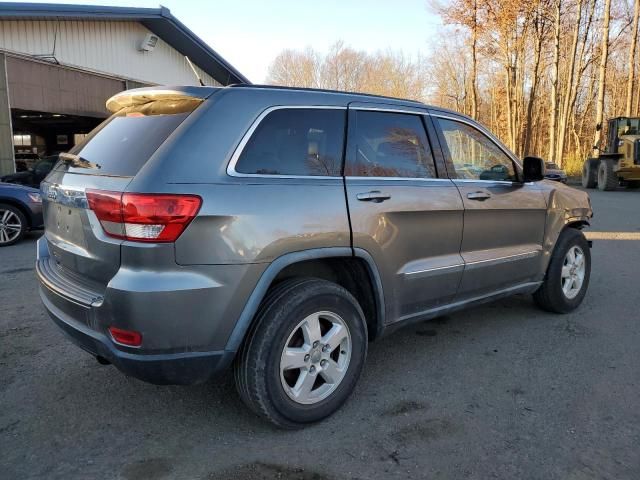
[
  {"x1": 565, "y1": 219, "x2": 590, "y2": 230},
  {"x1": 225, "y1": 248, "x2": 386, "y2": 354}
]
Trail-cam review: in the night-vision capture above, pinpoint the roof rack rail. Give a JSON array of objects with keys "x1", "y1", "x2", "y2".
[{"x1": 226, "y1": 83, "x2": 425, "y2": 105}]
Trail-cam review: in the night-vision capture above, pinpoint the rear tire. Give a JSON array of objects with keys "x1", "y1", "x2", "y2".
[
  {"x1": 581, "y1": 160, "x2": 597, "y2": 188},
  {"x1": 0, "y1": 203, "x2": 27, "y2": 247},
  {"x1": 533, "y1": 228, "x2": 590, "y2": 313},
  {"x1": 234, "y1": 278, "x2": 368, "y2": 428},
  {"x1": 597, "y1": 160, "x2": 618, "y2": 191}
]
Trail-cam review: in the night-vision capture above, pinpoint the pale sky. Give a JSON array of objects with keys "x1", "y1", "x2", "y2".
[{"x1": 10, "y1": 0, "x2": 445, "y2": 82}]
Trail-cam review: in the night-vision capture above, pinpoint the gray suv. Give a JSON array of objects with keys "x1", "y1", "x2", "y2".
[{"x1": 37, "y1": 85, "x2": 593, "y2": 428}]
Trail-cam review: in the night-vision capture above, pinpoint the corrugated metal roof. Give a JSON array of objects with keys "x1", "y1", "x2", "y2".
[{"x1": 0, "y1": 2, "x2": 250, "y2": 85}]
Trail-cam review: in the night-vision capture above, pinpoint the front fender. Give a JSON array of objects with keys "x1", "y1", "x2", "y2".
[{"x1": 540, "y1": 183, "x2": 593, "y2": 272}]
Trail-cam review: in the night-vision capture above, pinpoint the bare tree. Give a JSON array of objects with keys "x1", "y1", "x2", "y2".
[
  {"x1": 626, "y1": 0, "x2": 640, "y2": 116},
  {"x1": 523, "y1": 1, "x2": 550, "y2": 156},
  {"x1": 267, "y1": 41, "x2": 428, "y2": 101},
  {"x1": 593, "y1": 0, "x2": 613, "y2": 155},
  {"x1": 437, "y1": 0, "x2": 483, "y2": 119},
  {"x1": 267, "y1": 0, "x2": 638, "y2": 173},
  {"x1": 556, "y1": 0, "x2": 584, "y2": 166},
  {"x1": 267, "y1": 48, "x2": 320, "y2": 88},
  {"x1": 548, "y1": 0, "x2": 562, "y2": 162}
]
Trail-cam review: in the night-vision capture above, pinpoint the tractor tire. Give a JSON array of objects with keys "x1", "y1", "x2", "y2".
[
  {"x1": 626, "y1": 180, "x2": 640, "y2": 189},
  {"x1": 597, "y1": 160, "x2": 618, "y2": 191},
  {"x1": 581, "y1": 160, "x2": 597, "y2": 189}
]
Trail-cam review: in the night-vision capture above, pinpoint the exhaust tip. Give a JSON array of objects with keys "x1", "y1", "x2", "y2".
[{"x1": 96, "y1": 355, "x2": 111, "y2": 365}]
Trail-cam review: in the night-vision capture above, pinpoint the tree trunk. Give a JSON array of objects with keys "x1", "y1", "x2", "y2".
[
  {"x1": 523, "y1": 8, "x2": 545, "y2": 157},
  {"x1": 569, "y1": 0, "x2": 597, "y2": 159},
  {"x1": 593, "y1": 0, "x2": 612, "y2": 156},
  {"x1": 548, "y1": 0, "x2": 562, "y2": 162},
  {"x1": 626, "y1": 0, "x2": 640, "y2": 117},
  {"x1": 636, "y1": 67, "x2": 640, "y2": 114},
  {"x1": 470, "y1": 0, "x2": 479, "y2": 120},
  {"x1": 581, "y1": 57, "x2": 598, "y2": 155},
  {"x1": 556, "y1": 0, "x2": 583, "y2": 167},
  {"x1": 505, "y1": 62, "x2": 516, "y2": 151}
]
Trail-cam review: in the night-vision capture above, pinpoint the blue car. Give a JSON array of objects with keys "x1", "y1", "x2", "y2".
[{"x1": 0, "y1": 182, "x2": 43, "y2": 246}]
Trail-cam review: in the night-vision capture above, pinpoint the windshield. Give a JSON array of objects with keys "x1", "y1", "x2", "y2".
[
  {"x1": 546, "y1": 162, "x2": 560, "y2": 169},
  {"x1": 617, "y1": 118, "x2": 640, "y2": 137},
  {"x1": 34, "y1": 157, "x2": 57, "y2": 175}
]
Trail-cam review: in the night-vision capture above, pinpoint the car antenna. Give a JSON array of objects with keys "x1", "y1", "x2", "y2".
[{"x1": 185, "y1": 56, "x2": 205, "y2": 86}]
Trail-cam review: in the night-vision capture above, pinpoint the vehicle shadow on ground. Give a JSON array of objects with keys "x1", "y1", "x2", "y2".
[
  {"x1": 3, "y1": 245, "x2": 615, "y2": 478},
  {"x1": 48, "y1": 293, "x2": 559, "y2": 434}
]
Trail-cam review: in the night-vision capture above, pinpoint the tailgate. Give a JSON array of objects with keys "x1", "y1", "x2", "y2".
[
  {"x1": 39, "y1": 87, "x2": 207, "y2": 287},
  {"x1": 41, "y1": 173, "x2": 132, "y2": 286}
]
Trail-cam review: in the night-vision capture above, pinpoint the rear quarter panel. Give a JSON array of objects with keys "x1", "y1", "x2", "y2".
[
  {"x1": 171, "y1": 178, "x2": 351, "y2": 265},
  {"x1": 127, "y1": 88, "x2": 353, "y2": 265}
]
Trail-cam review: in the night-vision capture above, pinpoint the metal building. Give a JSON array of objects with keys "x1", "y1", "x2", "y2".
[{"x1": 0, "y1": 2, "x2": 249, "y2": 175}]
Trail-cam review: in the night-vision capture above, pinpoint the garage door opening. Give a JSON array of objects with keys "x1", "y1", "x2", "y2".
[{"x1": 11, "y1": 108, "x2": 103, "y2": 171}]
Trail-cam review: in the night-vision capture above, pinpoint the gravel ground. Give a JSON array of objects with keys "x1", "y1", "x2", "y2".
[{"x1": 1, "y1": 187, "x2": 639, "y2": 480}]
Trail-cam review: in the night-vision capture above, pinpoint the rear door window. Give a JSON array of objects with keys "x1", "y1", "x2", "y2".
[
  {"x1": 62, "y1": 100, "x2": 199, "y2": 177},
  {"x1": 234, "y1": 108, "x2": 346, "y2": 176},
  {"x1": 345, "y1": 110, "x2": 436, "y2": 178}
]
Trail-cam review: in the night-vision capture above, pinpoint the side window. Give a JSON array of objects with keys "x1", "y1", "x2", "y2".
[
  {"x1": 345, "y1": 111, "x2": 436, "y2": 178},
  {"x1": 235, "y1": 108, "x2": 345, "y2": 176},
  {"x1": 437, "y1": 118, "x2": 518, "y2": 182}
]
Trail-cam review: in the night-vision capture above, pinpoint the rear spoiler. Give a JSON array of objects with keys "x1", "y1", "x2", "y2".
[{"x1": 106, "y1": 88, "x2": 214, "y2": 114}]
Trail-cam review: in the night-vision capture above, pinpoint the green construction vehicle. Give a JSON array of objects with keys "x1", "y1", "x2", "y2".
[{"x1": 582, "y1": 117, "x2": 640, "y2": 190}]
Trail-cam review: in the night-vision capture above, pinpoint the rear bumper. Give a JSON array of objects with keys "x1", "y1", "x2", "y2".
[
  {"x1": 40, "y1": 284, "x2": 234, "y2": 385},
  {"x1": 35, "y1": 236, "x2": 258, "y2": 385}
]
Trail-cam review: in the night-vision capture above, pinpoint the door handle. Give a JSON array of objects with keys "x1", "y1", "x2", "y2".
[
  {"x1": 466, "y1": 191, "x2": 491, "y2": 201},
  {"x1": 356, "y1": 191, "x2": 391, "y2": 203}
]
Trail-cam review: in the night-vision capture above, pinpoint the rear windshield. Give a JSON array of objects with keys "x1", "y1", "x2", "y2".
[{"x1": 62, "y1": 99, "x2": 199, "y2": 177}]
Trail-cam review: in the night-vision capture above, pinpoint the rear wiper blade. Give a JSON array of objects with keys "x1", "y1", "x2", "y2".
[{"x1": 59, "y1": 152, "x2": 101, "y2": 169}]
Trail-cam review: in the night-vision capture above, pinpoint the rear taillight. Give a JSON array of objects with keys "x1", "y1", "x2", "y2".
[{"x1": 86, "y1": 190, "x2": 201, "y2": 243}]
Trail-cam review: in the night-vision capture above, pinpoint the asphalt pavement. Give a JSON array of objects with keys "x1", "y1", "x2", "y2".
[{"x1": 1, "y1": 187, "x2": 639, "y2": 479}]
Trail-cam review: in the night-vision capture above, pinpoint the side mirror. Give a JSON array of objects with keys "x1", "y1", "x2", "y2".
[{"x1": 523, "y1": 156, "x2": 545, "y2": 182}]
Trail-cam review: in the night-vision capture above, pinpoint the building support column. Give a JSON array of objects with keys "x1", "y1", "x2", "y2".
[{"x1": 0, "y1": 53, "x2": 15, "y2": 176}]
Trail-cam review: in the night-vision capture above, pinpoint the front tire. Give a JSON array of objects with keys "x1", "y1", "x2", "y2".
[
  {"x1": 235, "y1": 278, "x2": 368, "y2": 428},
  {"x1": 597, "y1": 160, "x2": 618, "y2": 191},
  {"x1": 533, "y1": 228, "x2": 591, "y2": 313}
]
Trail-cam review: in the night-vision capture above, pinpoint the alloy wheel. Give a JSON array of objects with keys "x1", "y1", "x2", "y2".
[
  {"x1": 0, "y1": 209, "x2": 23, "y2": 245},
  {"x1": 279, "y1": 311, "x2": 351, "y2": 405},
  {"x1": 561, "y1": 246, "x2": 586, "y2": 300}
]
